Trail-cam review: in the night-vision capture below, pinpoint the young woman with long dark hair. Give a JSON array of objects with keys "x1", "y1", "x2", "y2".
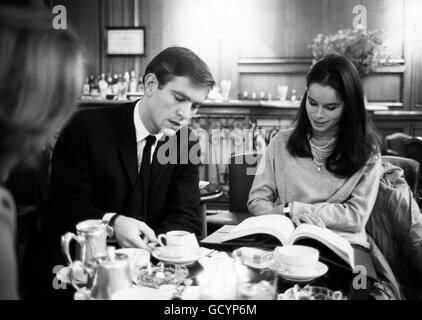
[{"x1": 248, "y1": 54, "x2": 381, "y2": 248}]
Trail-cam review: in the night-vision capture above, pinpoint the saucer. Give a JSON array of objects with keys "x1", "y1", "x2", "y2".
[
  {"x1": 272, "y1": 262, "x2": 328, "y2": 282},
  {"x1": 152, "y1": 248, "x2": 199, "y2": 265}
]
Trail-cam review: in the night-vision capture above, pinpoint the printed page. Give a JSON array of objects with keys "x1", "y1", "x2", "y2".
[
  {"x1": 222, "y1": 214, "x2": 295, "y2": 245},
  {"x1": 289, "y1": 223, "x2": 355, "y2": 268}
]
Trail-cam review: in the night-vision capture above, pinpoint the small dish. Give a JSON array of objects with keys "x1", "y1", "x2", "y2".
[
  {"x1": 134, "y1": 263, "x2": 189, "y2": 288},
  {"x1": 152, "y1": 248, "x2": 199, "y2": 265},
  {"x1": 278, "y1": 284, "x2": 346, "y2": 300},
  {"x1": 272, "y1": 261, "x2": 328, "y2": 282}
]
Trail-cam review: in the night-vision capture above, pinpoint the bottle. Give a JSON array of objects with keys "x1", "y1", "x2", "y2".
[
  {"x1": 106, "y1": 74, "x2": 113, "y2": 87},
  {"x1": 90, "y1": 75, "x2": 99, "y2": 96},
  {"x1": 291, "y1": 89, "x2": 297, "y2": 102},
  {"x1": 83, "y1": 77, "x2": 90, "y2": 95},
  {"x1": 260, "y1": 91, "x2": 266, "y2": 100},
  {"x1": 129, "y1": 71, "x2": 137, "y2": 93},
  {"x1": 98, "y1": 73, "x2": 108, "y2": 99},
  {"x1": 112, "y1": 74, "x2": 119, "y2": 94},
  {"x1": 251, "y1": 92, "x2": 257, "y2": 100},
  {"x1": 123, "y1": 71, "x2": 130, "y2": 89},
  {"x1": 242, "y1": 91, "x2": 248, "y2": 100},
  {"x1": 88, "y1": 75, "x2": 95, "y2": 93},
  {"x1": 117, "y1": 74, "x2": 127, "y2": 100},
  {"x1": 106, "y1": 74, "x2": 113, "y2": 95}
]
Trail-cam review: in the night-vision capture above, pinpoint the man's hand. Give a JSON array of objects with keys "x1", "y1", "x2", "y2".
[{"x1": 113, "y1": 216, "x2": 158, "y2": 250}]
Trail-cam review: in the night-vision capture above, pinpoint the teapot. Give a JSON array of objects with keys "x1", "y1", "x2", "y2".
[{"x1": 69, "y1": 247, "x2": 133, "y2": 300}]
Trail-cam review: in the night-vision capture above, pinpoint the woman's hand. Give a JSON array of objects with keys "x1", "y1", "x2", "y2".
[{"x1": 291, "y1": 212, "x2": 326, "y2": 228}]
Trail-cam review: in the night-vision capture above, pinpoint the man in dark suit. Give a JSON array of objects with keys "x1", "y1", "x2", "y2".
[{"x1": 42, "y1": 47, "x2": 215, "y2": 271}]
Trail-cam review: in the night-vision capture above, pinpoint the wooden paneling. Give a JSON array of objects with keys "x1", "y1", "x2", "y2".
[
  {"x1": 237, "y1": 59, "x2": 404, "y2": 104},
  {"x1": 239, "y1": 74, "x2": 306, "y2": 101},
  {"x1": 412, "y1": 125, "x2": 422, "y2": 137},
  {"x1": 238, "y1": 0, "x2": 404, "y2": 59},
  {"x1": 364, "y1": 75, "x2": 403, "y2": 103},
  {"x1": 236, "y1": 0, "x2": 407, "y2": 108},
  {"x1": 410, "y1": 0, "x2": 422, "y2": 109},
  {"x1": 62, "y1": 0, "x2": 418, "y2": 111},
  {"x1": 102, "y1": 0, "x2": 138, "y2": 77},
  {"x1": 53, "y1": 0, "x2": 101, "y2": 75},
  {"x1": 373, "y1": 120, "x2": 410, "y2": 143}
]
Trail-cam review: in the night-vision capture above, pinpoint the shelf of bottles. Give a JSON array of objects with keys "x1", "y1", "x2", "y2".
[{"x1": 81, "y1": 70, "x2": 144, "y2": 101}]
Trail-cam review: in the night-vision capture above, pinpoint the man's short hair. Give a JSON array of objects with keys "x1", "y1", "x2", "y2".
[{"x1": 143, "y1": 46, "x2": 215, "y2": 89}]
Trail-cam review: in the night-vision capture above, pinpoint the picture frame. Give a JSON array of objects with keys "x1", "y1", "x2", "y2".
[{"x1": 106, "y1": 27, "x2": 145, "y2": 56}]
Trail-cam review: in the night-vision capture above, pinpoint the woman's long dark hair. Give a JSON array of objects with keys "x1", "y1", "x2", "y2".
[{"x1": 287, "y1": 54, "x2": 379, "y2": 178}]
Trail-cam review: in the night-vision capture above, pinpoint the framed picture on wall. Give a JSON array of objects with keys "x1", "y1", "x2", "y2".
[{"x1": 106, "y1": 27, "x2": 145, "y2": 56}]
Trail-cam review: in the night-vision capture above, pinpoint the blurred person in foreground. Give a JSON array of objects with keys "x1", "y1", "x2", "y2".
[{"x1": 0, "y1": 3, "x2": 83, "y2": 299}]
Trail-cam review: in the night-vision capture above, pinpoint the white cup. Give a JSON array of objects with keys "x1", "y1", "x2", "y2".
[
  {"x1": 273, "y1": 245, "x2": 319, "y2": 275},
  {"x1": 157, "y1": 230, "x2": 199, "y2": 258}
]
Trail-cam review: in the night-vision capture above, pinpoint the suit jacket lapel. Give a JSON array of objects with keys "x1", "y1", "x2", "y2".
[{"x1": 117, "y1": 102, "x2": 138, "y2": 188}]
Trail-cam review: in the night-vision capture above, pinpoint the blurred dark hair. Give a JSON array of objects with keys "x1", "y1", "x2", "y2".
[
  {"x1": 287, "y1": 54, "x2": 379, "y2": 178},
  {"x1": 143, "y1": 46, "x2": 215, "y2": 89},
  {"x1": 0, "y1": 6, "x2": 83, "y2": 179}
]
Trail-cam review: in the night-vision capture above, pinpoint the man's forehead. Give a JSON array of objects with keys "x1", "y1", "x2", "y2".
[{"x1": 166, "y1": 76, "x2": 209, "y2": 100}]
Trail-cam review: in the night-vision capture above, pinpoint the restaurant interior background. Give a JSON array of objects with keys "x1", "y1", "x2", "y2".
[{"x1": 49, "y1": 0, "x2": 422, "y2": 206}]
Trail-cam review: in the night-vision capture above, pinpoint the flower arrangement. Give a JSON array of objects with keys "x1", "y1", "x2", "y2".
[{"x1": 308, "y1": 28, "x2": 386, "y2": 77}]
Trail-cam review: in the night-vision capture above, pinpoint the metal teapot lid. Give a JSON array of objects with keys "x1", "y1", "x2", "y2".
[{"x1": 96, "y1": 246, "x2": 129, "y2": 267}]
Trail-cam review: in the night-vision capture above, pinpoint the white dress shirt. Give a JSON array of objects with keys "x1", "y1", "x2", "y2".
[{"x1": 133, "y1": 100, "x2": 163, "y2": 171}]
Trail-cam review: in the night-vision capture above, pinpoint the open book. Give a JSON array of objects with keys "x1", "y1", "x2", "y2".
[{"x1": 202, "y1": 214, "x2": 356, "y2": 270}]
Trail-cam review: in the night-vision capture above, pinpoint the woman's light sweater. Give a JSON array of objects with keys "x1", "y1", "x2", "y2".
[{"x1": 247, "y1": 128, "x2": 382, "y2": 248}]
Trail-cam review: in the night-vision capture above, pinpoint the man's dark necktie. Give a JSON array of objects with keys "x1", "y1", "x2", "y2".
[{"x1": 127, "y1": 135, "x2": 156, "y2": 220}]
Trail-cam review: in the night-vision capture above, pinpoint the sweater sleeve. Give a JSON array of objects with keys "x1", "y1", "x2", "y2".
[
  {"x1": 291, "y1": 154, "x2": 382, "y2": 232},
  {"x1": 247, "y1": 142, "x2": 286, "y2": 216},
  {"x1": 0, "y1": 187, "x2": 19, "y2": 300}
]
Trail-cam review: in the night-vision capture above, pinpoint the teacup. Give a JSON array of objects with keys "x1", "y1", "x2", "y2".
[
  {"x1": 273, "y1": 245, "x2": 319, "y2": 275},
  {"x1": 156, "y1": 230, "x2": 199, "y2": 259}
]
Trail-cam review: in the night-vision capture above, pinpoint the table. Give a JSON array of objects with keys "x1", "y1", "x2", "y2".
[
  {"x1": 147, "y1": 247, "x2": 369, "y2": 300},
  {"x1": 67, "y1": 244, "x2": 372, "y2": 300}
]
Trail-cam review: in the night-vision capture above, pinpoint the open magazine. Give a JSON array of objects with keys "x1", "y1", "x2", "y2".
[{"x1": 202, "y1": 214, "x2": 356, "y2": 270}]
